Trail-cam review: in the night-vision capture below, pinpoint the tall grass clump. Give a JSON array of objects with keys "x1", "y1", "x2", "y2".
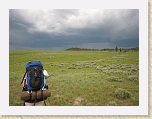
[{"x1": 115, "y1": 88, "x2": 132, "y2": 99}]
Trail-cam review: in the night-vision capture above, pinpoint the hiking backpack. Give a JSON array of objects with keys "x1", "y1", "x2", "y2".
[
  {"x1": 22, "y1": 61, "x2": 46, "y2": 91},
  {"x1": 21, "y1": 61, "x2": 51, "y2": 106}
]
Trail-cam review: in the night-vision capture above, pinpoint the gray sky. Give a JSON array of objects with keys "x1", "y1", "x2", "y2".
[{"x1": 9, "y1": 9, "x2": 139, "y2": 50}]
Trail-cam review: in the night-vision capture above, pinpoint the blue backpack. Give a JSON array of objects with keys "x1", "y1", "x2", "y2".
[
  {"x1": 21, "y1": 61, "x2": 50, "y2": 106},
  {"x1": 22, "y1": 61, "x2": 46, "y2": 91}
]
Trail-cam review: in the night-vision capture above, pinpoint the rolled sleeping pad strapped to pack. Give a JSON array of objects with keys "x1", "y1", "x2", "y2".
[
  {"x1": 37, "y1": 90, "x2": 51, "y2": 99},
  {"x1": 21, "y1": 90, "x2": 51, "y2": 101}
]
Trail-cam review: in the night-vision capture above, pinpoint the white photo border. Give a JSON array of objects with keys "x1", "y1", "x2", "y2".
[{"x1": 0, "y1": 0, "x2": 148, "y2": 115}]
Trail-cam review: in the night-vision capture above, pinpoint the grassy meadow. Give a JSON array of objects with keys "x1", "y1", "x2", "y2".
[{"x1": 9, "y1": 50, "x2": 139, "y2": 106}]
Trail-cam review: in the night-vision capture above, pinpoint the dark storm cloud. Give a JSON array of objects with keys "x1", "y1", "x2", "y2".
[{"x1": 9, "y1": 9, "x2": 139, "y2": 50}]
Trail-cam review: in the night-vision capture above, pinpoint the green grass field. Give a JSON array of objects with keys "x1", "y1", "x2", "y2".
[{"x1": 9, "y1": 50, "x2": 139, "y2": 106}]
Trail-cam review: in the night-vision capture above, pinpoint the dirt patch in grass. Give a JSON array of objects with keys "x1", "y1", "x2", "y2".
[
  {"x1": 73, "y1": 97, "x2": 93, "y2": 106},
  {"x1": 54, "y1": 94, "x2": 60, "y2": 97},
  {"x1": 73, "y1": 96, "x2": 83, "y2": 105}
]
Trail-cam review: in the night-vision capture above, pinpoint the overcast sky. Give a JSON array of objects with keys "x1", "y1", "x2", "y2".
[{"x1": 9, "y1": 9, "x2": 139, "y2": 50}]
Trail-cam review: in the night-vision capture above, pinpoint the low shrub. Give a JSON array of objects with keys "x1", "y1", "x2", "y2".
[
  {"x1": 68, "y1": 66, "x2": 76, "y2": 69},
  {"x1": 128, "y1": 75, "x2": 139, "y2": 81},
  {"x1": 107, "y1": 76, "x2": 124, "y2": 82},
  {"x1": 115, "y1": 88, "x2": 132, "y2": 99},
  {"x1": 107, "y1": 101, "x2": 117, "y2": 106}
]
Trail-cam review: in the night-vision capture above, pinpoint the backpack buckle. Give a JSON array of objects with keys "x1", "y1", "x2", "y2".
[{"x1": 27, "y1": 90, "x2": 32, "y2": 94}]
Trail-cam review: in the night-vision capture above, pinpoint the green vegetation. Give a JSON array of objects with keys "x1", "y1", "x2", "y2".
[
  {"x1": 115, "y1": 88, "x2": 132, "y2": 99},
  {"x1": 9, "y1": 50, "x2": 139, "y2": 106},
  {"x1": 107, "y1": 101, "x2": 117, "y2": 106}
]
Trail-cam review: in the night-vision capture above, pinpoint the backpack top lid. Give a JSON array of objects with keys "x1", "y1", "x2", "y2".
[{"x1": 26, "y1": 61, "x2": 43, "y2": 69}]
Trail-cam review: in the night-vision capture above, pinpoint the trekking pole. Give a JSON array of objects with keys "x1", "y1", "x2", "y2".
[{"x1": 21, "y1": 71, "x2": 27, "y2": 84}]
